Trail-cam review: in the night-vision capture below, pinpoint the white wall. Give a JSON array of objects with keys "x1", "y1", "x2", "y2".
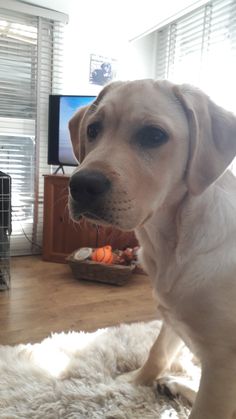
[
  {"x1": 119, "y1": 31, "x2": 159, "y2": 81},
  {"x1": 19, "y1": 0, "x2": 208, "y2": 93}
]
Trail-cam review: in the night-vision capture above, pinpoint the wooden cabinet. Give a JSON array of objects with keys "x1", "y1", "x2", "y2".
[{"x1": 42, "y1": 175, "x2": 138, "y2": 263}]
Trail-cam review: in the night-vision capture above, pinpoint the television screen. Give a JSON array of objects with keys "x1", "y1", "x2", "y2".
[{"x1": 48, "y1": 95, "x2": 96, "y2": 166}]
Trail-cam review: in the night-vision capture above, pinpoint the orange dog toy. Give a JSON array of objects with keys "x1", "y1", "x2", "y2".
[{"x1": 91, "y1": 245, "x2": 113, "y2": 264}]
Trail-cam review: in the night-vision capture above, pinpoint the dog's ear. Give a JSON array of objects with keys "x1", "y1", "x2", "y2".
[
  {"x1": 69, "y1": 105, "x2": 89, "y2": 163},
  {"x1": 173, "y1": 84, "x2": 236, "y2": 195}
]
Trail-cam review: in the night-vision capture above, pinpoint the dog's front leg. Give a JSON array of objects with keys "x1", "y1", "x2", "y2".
[
  {"x1": 118, "y1": 322, "x2": 183, "y2": 386},
  {"x1": 189, "y1": 358, "x2": 236, "y2": 419},
  {"x1": 134, "y1": 322, "x2": 183, "y2": 385}
]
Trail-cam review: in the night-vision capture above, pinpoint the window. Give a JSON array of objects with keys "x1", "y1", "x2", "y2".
[
  {"x1": 156, "y1": 0, "x2": 236, "y2": 113},
  {"x1": 154, "y1": 0, "x2": 236, "y2": 173},
  {"x1": 0, "y1": 5, "x2": 67, "y2": 255}
]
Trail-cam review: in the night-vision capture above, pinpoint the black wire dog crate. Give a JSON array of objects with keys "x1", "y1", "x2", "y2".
[{"x1": 0, "y1": 171, "x2": 11, "y2": 290}]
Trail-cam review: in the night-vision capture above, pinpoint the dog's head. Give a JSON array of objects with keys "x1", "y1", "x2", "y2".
[{"x1": 68, "y1": 80, "x2": 236, "y2": 230}]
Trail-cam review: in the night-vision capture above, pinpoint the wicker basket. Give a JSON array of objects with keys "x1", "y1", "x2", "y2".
[{"x1": 67, "y1": 251, "x2": 135, "y2": 286}]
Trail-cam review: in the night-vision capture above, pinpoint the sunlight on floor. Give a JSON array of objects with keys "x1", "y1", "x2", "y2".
[{"x1": 23, "y1": 328, "x2": 107, "y2": 378}]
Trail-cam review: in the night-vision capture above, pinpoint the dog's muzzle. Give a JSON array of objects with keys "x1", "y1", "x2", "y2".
[{"x1": 69, "y1": 169, "x2": 111, "y2": 219}]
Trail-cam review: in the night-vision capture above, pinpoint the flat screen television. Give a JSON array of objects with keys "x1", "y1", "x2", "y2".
[{"x1": 48, "y1": 95, "x2": 96, "y2": 166}]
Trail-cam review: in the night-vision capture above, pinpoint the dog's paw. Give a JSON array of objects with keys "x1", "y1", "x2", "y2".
[
  {"x1": 157, "y1": 376, "x2": 180, "y2": 400},
  {"x1": 116, "y1": 368, "x2": 156, "y2": 386},
  {"x1": 157, "y1": 376, "x2": 196, "y2": 405},
  {"x1": 116, "y1": 368, "x2": 142, "y2": 385}
]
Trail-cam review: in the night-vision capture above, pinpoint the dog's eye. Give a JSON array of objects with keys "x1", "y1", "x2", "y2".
[
  {"x1": 136, "y1": 126, "x2": 168, "y2": 148},
  {"x1": 87, "y1": 122, "x2": 101, "y2": 141}
]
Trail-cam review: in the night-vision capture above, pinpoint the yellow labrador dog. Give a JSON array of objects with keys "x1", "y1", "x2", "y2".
[{"x1": 68, "y1": 80, "x2": 236, "y2": 419}]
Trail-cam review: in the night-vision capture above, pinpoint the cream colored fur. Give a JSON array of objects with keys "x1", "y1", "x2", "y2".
[
  {"x1": 0, "y1": 321, "x2": 196, "y2": 418},
  {"x1": 69, "y1": 79, "x2": 236, "y2": 419}
]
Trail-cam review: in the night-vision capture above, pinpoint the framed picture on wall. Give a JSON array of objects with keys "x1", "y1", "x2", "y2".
[{"x1": 89, "y1": 54, "x2": 117, "y2": 86}]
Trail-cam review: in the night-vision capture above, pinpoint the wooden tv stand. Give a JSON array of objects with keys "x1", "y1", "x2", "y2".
[{"x1": 42, "y1": 174, "x2": 137, "y2": 263}]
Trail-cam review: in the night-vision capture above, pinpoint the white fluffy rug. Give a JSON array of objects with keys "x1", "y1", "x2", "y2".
[{"x1": 0, "y1": 321, "x2": 200, "y2": 418}]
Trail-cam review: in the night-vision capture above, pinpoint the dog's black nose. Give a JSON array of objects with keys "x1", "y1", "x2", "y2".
[{"x1": 69, "y1": 170, "x2": 111, "y2": 203}]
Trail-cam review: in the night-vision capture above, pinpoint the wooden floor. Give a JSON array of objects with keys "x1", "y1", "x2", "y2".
[{"x1": 0, "y1": 256, "x2": 157, "y2": 346}]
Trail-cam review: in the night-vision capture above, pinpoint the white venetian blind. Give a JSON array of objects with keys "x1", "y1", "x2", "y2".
[
  {"x1": 156, "y1": 0, "x2": 236, "y2": 113},
  {"x1": 0, "y1": 4, "x2": 67, "y2": 255}
]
